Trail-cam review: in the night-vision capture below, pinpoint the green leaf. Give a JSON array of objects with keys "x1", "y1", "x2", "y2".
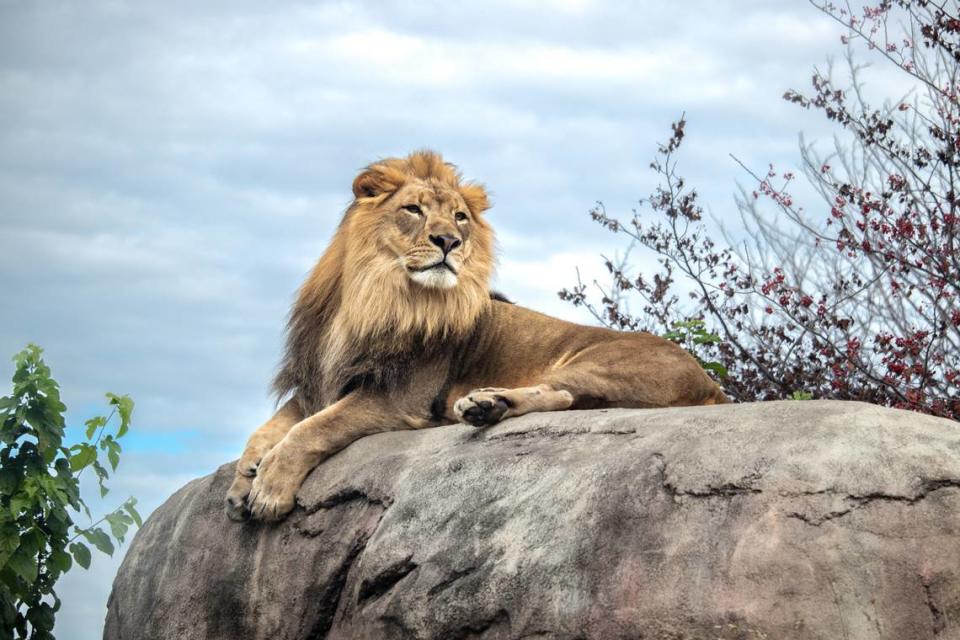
[
  {"x1": 701, "y1": 361, "x2": 729, "y2": 378},
  {"x1": 78, "y1": 496, "x2": 91, "y2": 520},
  {"x1": 42, "y1": 505, "x2": 72, "y2": 539},
  {"x1": 80, "y1": 527, "x2": 114, "y2": 556},
  {"x1": 124, "y1": 498, "x2": 142, "y2": 528},
  {"x1": 69, "y1": 443, "x2": 97, "y2": 472},
  {"x1": 92, "y1": 460, "x2": 110, "y2": 497},
  {"x1": 8, "y1": 549, "x2": 37, "y2": 583},
  {"x1": 17, "y1": 529, "x2": 45, "y2": 557},
  {"x1": 69, "y1": 542, "x2": 91, "y2": 569},
  {"x1": 9, "y1": 494, "x2": 31, "y2": 518},
  {"x1": 106, "y1": 393, "x2": 134, "y2": 438},
  {"x1": 48, "y1": 548, "x2": 72, "y2": 575},
  {"x1": 103, "y1": 437, "x2": 122, "y2": 471},
  {"x1": 105, "y1": 511, "x2": 130, "y2": 543},
  {"x1": 84, "y1": 416, "x2": 106, "y2": 440},
  {"x1": 0, "y1": 416, "x2": 23, "y2": 444},
  {"x1": 0, "y1": 523, "x2": 20, "y2": 547},
  {"x1": 790, "y1": 390, "x2": 814, "y2": 400},
  {"x1": 0, "y1": 467, "x2": 17, "y2": 496},
  {"x1": 31, "y1": 404, "x2": 64, "y2": 461},
  {"x1": 25, "y1": 601, "x2": 55, "y2": 633},
  {"x1": 108, "y1": 447, "x2": 120, "y2": 471}
]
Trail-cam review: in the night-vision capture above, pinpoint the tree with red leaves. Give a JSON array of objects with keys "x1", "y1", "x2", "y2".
[{"x1": 562, "y1": 0, "x2": 960, "y2": 421}]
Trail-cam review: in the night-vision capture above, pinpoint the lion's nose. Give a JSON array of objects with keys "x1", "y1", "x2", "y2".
[{"x1": 429, "y1": 234, "x2": 462, "y2": 255}]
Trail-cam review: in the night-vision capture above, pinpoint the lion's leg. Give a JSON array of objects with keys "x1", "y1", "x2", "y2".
[
  {"x1": 454, "y1": 384, "x2": 573, "y2": 427},
  {"x1": 238, "y1": 399, "x2": 304, "y2": 476},
  {"x1": 454, "y1": 337, "x2": 728, "y2": 428},
  {"x1": 246, "y1": 392, "x2": 400, "y2": 521},
  {"x1": 225, "y1": 399, "x2": 303, "y2": 521}
]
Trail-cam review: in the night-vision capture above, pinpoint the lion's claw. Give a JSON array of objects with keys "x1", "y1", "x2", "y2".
[
  {"x1": 238, "y1": 443, "x2": 272, "y2": 478},
  {"x1": 246, "y1": 480, "x2": 296, "y2": 521},
  {"x1": 225, "y1": 474, "x2": 253, "y2": 522},
  {"x1": 455, "y1": 390, "x2": 511, "y2": 427},
  {"x1": 244, "y1": 445, "x2": 310, "y2": 521}
]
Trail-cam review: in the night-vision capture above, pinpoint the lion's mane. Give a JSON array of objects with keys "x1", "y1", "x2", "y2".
[{"x1": 273, "y1": 151, "x2": 494, "y2": 415}]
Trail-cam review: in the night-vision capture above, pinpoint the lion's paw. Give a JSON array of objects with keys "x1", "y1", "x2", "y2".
[
  {"x1": 225, "y1": 474, "x2": 253, "y2": 522},
  {"x1": 454, "y1": 388, "x2": 512, "y2": 427},
  {"x1": 237, "y1": 439, "x2": 274, "y2": 478},
  {"x1": 246, "y1": 445, "x2": 310, "y2": 522}
]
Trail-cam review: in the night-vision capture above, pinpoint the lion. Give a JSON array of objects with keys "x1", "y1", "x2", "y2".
[{"x1": 225, "y1": 150, "x2": 729, "y2": 521}]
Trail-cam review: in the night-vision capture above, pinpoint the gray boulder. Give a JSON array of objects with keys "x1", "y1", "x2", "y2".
[{"x1": 104, "y1": 401, "x2": 960, "y2": 639}]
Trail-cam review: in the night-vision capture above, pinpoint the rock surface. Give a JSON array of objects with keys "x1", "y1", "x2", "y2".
[{"x1": 104, "y1": 401, "x2": 960, "y2": 640}]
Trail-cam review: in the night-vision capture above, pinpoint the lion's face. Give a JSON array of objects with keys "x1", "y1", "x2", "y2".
[
  {"x1": 291, "y1": 151, "x2": 497, "y2": 360},
  {"x1": 345, "y1": 152, "x2": 494, "y2": 301},
  {"x1": 381, "y1": 181, "x2": 476, "y2": 290}
]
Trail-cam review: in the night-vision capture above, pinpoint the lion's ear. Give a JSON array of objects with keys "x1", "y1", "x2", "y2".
[
  {"x1": 460, "y1": 183, "x2": 490, "y2": 215},
  {"x1": 352, "y1": 163, "x2": 406, "y2": 199}
]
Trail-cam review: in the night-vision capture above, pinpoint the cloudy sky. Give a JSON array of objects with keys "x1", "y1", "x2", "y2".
[{"x1": 0, "y1": 1, "x2": 894, "y2": 637}]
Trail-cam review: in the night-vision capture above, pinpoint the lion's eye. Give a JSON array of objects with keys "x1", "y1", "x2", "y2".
[
  {"x1": 402, "y1": 204, "x2": 423, "y2": 215},
  {"x1": 455, "y1": 211, "x2": 469, "y2": 222}
]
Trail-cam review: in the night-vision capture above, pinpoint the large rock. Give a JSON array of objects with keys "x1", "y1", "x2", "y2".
[{"x1": 104, "y1": 401, "x2": 960, "y2": 640}]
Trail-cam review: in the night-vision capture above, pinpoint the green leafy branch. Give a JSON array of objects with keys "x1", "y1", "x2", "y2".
[
  {"x1": 662, "y1": 319, "x2": 729, "y2": 379},
  {"x1": 0, "y1": 344, "x2": 140, "y2": 639}
]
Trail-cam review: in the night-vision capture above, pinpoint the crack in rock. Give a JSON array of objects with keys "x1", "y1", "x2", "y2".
[
  {"x1": 310, "y1": 487, "x2": 391, "y2": 512},
  {"x1": 295, "y1": 487, "x2": 393, "y2": 536},
  {"x1": 427, "y1": 565, "x2": 478, "y2": 596},
  {"x1": 786, "y1": 478, "x2": 960, "y2": 527},
  {"x1": 448, "y1": 609, "x2": 511, "y2": 639},
  {"x1": 652, "y1": 453, "x2": 763, "y2": 499},
  {"x1": 785, "y1": 507, "x2": 856, "y2": 526},
  {"x1": 379, "y1": 614, "x2": 419, "y2": 640},
  {"x1": 483, "y1": 427, "x2": 637, "y2": 442},
  {"x1": 304, "y1": 535, "x2": 371, "y2": 640},
  {"x1": 299, "y1": 491, "x2": 392, "y2": 638},
  {"x1": 357, "y1": 554, "x2": 418, "y2": 605},
  {"x1": 922, "y1": 577, "x2": 947, "y2": 636}
]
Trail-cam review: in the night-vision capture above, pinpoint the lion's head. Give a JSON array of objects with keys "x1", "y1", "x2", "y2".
[
  {"x1": 274, "y1": 151, "x2": 495, "y2": 411},
  {"x1": 348, "y1": 151, "x2": 494, "y2": 294}
]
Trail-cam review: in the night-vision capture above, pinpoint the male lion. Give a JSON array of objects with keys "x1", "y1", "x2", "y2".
[{"x1": 226, "y1": 150, "x2": 728, "y2": 521}]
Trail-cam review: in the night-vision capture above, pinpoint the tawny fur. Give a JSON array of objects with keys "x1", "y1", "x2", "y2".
[
  {"x1": 226, "y1": 150, "x2": 728, "y2": 522},
  {"x1": 271, "y1": 151, "x2": 494, "y2": 416}
]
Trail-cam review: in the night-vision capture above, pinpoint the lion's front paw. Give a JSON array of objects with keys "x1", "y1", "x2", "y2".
[
  {"x1": 237, "y1": 438, "x2": 274, "y2": 478},
  {"x1": 454, "y1": 388, "x2": 512, "y2": 427},
  {"x1": 225, "y1": 474, "x2": 253, "y2": 522},
  {"x1": 246, "y1": 445, "x2": 312, "y2": 522}
]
